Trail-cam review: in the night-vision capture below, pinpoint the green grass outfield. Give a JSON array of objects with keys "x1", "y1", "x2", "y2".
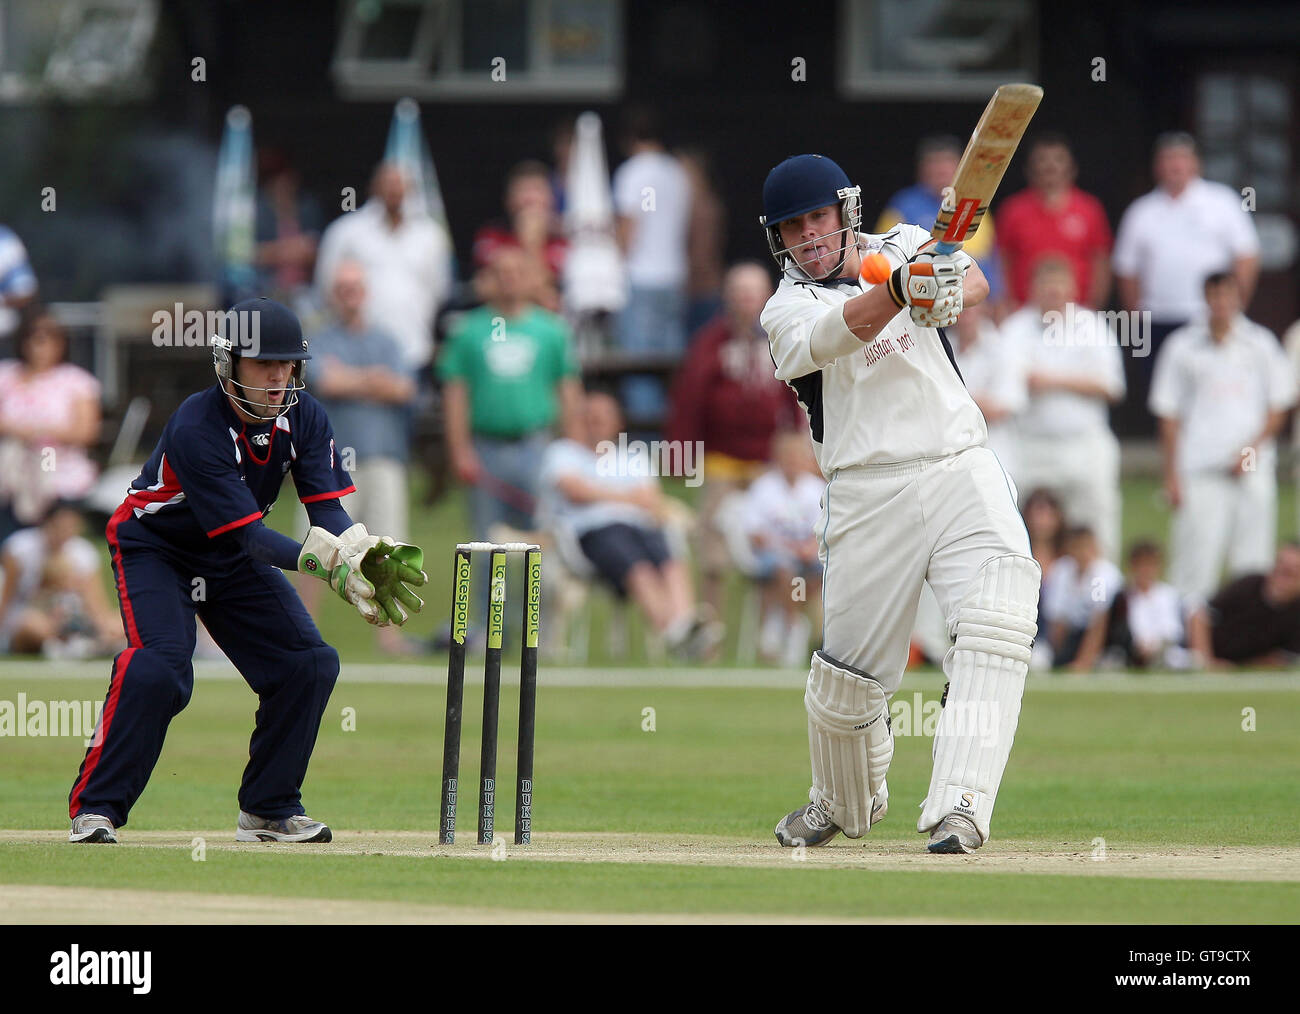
[{"x1": 2, "y1": 665, "x2": 1297, "y2": 923}]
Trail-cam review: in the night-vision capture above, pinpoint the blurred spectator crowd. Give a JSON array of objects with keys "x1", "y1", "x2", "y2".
[{"x1": 0, "y1": 114, "x2": 1298, "y2": 672}]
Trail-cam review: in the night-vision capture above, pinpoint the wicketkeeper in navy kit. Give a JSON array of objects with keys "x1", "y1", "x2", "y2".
[{"x1": 68, "y1": 297, "x2": 426, "y2": 844}]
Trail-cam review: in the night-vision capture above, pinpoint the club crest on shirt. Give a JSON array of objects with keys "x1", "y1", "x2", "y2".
[{"x1": 251, "y1": 432, "x2": 270, "y2": 447}]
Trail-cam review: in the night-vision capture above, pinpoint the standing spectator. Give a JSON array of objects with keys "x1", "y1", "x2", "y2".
[
  {"x1": 666, "y1": 262, "x2": 799, "y2": 613},
  {"x1": 1113, "y1": 132, "x2": 1260, "y2": 425},
  {"x1": 1205, "y1": 541, "x2": 1300, "y2": 668},
  {"x1": 1285, "y1": 316, "x2": 1300, "y2": 536},
  {"x1": 996, "y1": 133, "x2": 1112, "y2": 310},
  {"x1": 743, "y1": 431, "x2": 824, "y2": 665},
  {"x1": 0, "y1": 224, "x2": 37, "y2": 347},
  {"x1": 677, "y1": 148, "x2": 727, "y2": 336},
  {"x1": 876, "y1": 136, "x2": 1003, "y2": 306},
  {"x1": 0, "y1": 308, "x2": 101, "y2": 541},
  {"x1": 472, "y1": 160, "x2": 568, "y2": 312},
  {"x1": 1039, "y1": 526, "x2": 1123, "y2": 671},
  {"x1": 315, "y1": 162, "x2": 452, "y2": 372},
  {"x1": 255, "y1": 148, "x2": 323, "y2": 311},
  {"x1": 0, "y1": 501, "x2": 122, "y2": 658},
  {"x1": 1003, "y1": 257, "x2": 1125, "y2": 558},
  {"x1": 539, "y1": 390, "x2": 721, "y2": 660},
  {"x1": 612, "y1": 108, "x2": 690, "y2": 420},
  {"x1": 1022, "y1": 487, "x2": 1067, "y2": 672},
  {"x1": 306, "y1": 260, "x2": 417, "y2": 654},
  {"x1": 439, "y1": 246, "x2": 583, "y2": 629},
  {"x1": 1149, "y1": 272, "x2": 1296, "y2": 603},
  {"x1": 949, "y1": 301, "x2": 1027, "y2": 479}
]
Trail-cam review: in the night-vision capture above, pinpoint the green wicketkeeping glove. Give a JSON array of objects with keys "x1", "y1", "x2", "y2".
[
  {"x1": 298, "y1": 523, "x2": 386, "y2": 625},
  {"x1": 360, "y1": 539, "x2": 428, "y2": 626}
]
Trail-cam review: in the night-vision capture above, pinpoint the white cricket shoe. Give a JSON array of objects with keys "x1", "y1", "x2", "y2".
[
  {"x1": 927, "y1": 814, "x2": 982, "y2": 854},
  {"x1": 69, "y1": 813, "x2": 117, "y2": 844},
  {"x1": 236, "y1": 811, "x2": 332, "y2": 843}
]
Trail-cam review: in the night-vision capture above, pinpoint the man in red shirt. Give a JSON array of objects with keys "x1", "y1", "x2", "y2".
[
  {"x1": 996, "y1": 133, "x2": 1112, "y2": 309},
  {"x1": 472, "y1": 160, "x2": 569, "y2": 311},
  {"x1": 667, "y1": 262, "x2": 800, "y2": 613}
]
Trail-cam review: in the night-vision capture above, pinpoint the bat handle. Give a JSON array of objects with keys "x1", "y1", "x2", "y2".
[{"x1": 933, "y1": 240, "x2": 961, "y2": 255}]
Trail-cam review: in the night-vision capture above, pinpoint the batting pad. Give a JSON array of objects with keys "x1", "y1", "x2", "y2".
[
  {"x1": 805, "y1": 650, "x2": 892, "y2": 838},
  {"x1": 918, "y1": 554, "x2": 1040, "y2": 843}
]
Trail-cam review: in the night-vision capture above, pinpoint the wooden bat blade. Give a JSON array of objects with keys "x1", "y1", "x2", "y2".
[{"x1": 932, "y1": 83, "x2": 1043, "y2": 250}]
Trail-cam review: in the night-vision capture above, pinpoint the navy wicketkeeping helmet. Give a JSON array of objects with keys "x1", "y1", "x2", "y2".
[
  {"x1": 211, "y1": 297, "x2": 311, "y2": 418},
  {"x1": 759, "y1": 154, "x2": 862, "y2": 280}
]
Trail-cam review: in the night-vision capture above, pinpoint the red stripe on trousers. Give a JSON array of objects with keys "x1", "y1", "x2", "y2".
[{"x1": 70, "y1": 503, "x2": 144, "y2": 816}]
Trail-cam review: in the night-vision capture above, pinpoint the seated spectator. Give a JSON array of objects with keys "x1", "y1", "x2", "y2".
[
  {"x1": 666, "y1": 261, "x2": 799, "y2": 614},
  {"x1": 539, "y1": 391, "x2": 721, "y2": 660},
  {"x1": 472, "y1": 159, "x2": 568, "y2": 311},
  {"x1": 0, "y1": 501, "x2": 122, "y2": 658},
  {"x1": 744, "y1": 431, "x2": 823, "y2": 665},
  {"x1": 0, "y1": 307, "x2": 102, "y2": 541},
  {"x1": 1075, "y1": 540, "x2": 1209, "y2": 671},
  {"x1": 1205, "y1": 541, "x2": 1300, "y2": 668},
  {"x1": 306, "y1": 259, "x2": 417, "y2": 654},
  {"x1": 1039, "y1": 526, "x2": 1123, "y2": 671}
]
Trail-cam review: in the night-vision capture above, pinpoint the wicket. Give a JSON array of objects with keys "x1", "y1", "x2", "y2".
[{"x1": 439, "y1": 542, "x2": 541, "y2": 845}]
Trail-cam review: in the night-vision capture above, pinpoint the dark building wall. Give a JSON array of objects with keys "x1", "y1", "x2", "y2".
[{"x1": 3, "y1": 0, "x2": 1297, "y2": 331}]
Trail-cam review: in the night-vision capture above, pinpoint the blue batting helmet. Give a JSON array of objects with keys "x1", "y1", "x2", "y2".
[{"x1": 759, "y1": 154, "x2": 862, "y2": 280}]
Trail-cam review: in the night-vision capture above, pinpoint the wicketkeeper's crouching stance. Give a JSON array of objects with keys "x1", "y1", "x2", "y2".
[
  {"x1": 759, "y1": 156, "x2": 1039, "y2": 854},
  {"x1": 68, "y1": 298, "x2": 426, "y2": 844}
]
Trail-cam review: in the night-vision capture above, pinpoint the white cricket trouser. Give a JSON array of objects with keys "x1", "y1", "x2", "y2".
[
  {"x1": 819, "y1": 446, "x2": 1032, "y2": 694},
  {"x1": 1170, "y1": 468, "x2": 1276, "y2": 602},
  {"x1": 1015, "y1": 428, "x2": 1121, "y2": 560}
]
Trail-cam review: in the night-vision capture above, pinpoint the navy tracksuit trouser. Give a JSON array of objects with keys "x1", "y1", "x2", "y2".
[{"x1": 69, "y1": 519, "x2": 339, "y2": 828}]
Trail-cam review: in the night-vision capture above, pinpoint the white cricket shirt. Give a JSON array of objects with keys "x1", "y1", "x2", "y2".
[
  {"x1": 1113, "y1": 178, "x2": 1259, "y2": 321},
  {"x1": 1148, "y1": 315, "x2": 1296, "y2": 473},
  {"x1": 761, "y1": 225, "x2": 987, "y2": 473},
  {"x1": 314, "y1": 200, "x2": 452, "y2": 370},
  {"x1": 1003, "y1": 304, "x2": 1125, "y2": 437}
]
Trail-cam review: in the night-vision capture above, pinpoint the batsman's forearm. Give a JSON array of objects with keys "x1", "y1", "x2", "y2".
[{"x1": 810, "y1": 286, "x2": 905, "y2": 365}]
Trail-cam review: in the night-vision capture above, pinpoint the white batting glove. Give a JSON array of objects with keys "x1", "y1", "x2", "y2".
[
  {"x1": 886, "y1": 250, "x2": 967, "y2": 330},
  {"x1": 298, "y1": 523, "x2": 389, "y2": 626}
]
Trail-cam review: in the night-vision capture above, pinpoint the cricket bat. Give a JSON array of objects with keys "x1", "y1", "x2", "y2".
[{"x1": 932, "y1": 83, "x2": 1044, "y2": 255}]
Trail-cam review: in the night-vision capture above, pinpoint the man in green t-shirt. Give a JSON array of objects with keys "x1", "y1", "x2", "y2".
[{"x1": 438, "y1": 245, "x2": 582, "y2": 630}]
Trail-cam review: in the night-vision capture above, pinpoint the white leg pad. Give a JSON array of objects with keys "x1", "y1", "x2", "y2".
[
  {"x1": 806, "y1": 650, "x2": 892, "y2": 838},
  {"x1": 918, "y1": 554, "x2": 1040, "y2": 843}
]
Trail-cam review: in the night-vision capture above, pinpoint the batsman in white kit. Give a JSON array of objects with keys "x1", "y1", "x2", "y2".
[{"x1": 759, "y1": 153, "x2": 1040, "y2": 854}]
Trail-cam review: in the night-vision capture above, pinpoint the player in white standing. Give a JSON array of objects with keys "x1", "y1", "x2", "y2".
[{"x1": 759, "y1": 154, "x2": 1040, "y2": 854}]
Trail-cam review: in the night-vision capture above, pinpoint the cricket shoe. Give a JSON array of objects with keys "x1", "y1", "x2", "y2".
[
  {"x1": 69, "y1": 813, "x2": 117, "y2": 844},
  {"x1": 927, "y1": 814, "x2": 981, "y2": 854},
  {"x1": 236, "y1": 811, "x2": 332, "y2": 843},
  {"x1": 775, "y1": 799, "x2": 839, "y2": 847}
]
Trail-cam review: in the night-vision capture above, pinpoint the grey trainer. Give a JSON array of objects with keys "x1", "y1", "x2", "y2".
[
  {"x1": 236, "y1": 811, "x2": 332, "y2": 843},
  {"x1": 774, "y1": 799, "x2": 840, "y2": 847},
  {"x1": 927, "y1": 814, "x2": 982, "y2": 854},
  {"x1": 69, "y1": 813, "x2": 117, "y2": 844}
]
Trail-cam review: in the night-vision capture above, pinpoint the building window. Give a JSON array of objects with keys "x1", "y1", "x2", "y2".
[
  {"x1": 333, "y1": 0, "x2": 623, "y2": 100},
  {"x1": 839, "y1": 0, "x2": 1037, "y2": 99},
  {"x1": 0, "y1": 0, "x2": 158, "y2": 102}
]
